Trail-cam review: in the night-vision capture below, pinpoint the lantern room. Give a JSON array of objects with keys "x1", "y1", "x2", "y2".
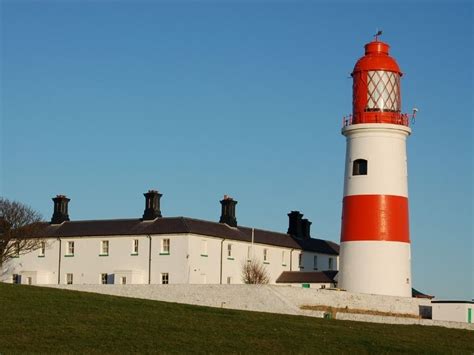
[{"x1": 351, "y1": 40, "x2": 408, "y2": 126}]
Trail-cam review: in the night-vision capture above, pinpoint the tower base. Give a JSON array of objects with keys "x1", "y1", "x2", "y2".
[{"x1": 338, "y1": 241, "x2": 412, "y2": 297}]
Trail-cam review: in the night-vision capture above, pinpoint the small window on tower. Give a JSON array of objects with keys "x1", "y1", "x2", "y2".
[{"x1": 353, "y1": 159, "x2": 368, "y2": 176}]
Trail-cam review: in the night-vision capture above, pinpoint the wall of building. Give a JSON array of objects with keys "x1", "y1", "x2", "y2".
[
  {"x1": 0, "y1": 239, "x2": 60, "y2": 284},
  {"x1": 432, "y1": 303, "x2": 473, "y2": 324},
  {"x1": 1, "y1": 234, "x2": 339, "y2": 286},
  {"x1": 60, "y1": 235, "x2": 149, "y2": 285},
  {"x1": 150, "y1": 234, "x2": 190, "y2": 284},
  {"x1": 299, "y1": 251, "x2": 337, "y2": 272},
  {"x1": 187, "y1": 234, "x2": 221, "y2": 284}
]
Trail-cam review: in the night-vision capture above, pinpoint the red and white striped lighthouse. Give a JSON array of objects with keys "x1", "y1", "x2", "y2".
[{"x1": 338, "y1": 37, "x2": 413, "y2": 297}]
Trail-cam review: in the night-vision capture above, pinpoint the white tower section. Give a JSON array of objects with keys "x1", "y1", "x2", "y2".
[{"x1": 338, "y1": 123, "x2": 412, "y2": 297}]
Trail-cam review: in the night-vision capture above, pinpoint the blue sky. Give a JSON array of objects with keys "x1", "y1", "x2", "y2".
[{"x1": 1, "y1": 1, "x2": 472, "y2": 299}]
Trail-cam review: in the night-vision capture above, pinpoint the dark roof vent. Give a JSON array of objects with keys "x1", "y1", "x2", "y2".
[
  {"x1": 219, "y1": 195, "x2": 237, "y2": 227},
  {"x1": 51, "y1": 195, "x2": 70, "y2": 224},
  {"x1": 142, "y1": 190, "x2": 162, "y2": 220}
]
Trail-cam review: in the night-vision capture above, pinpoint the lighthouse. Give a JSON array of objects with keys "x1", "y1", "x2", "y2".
[{"x1": 338, "y1": 36, "x2": 413, "y2": 297}]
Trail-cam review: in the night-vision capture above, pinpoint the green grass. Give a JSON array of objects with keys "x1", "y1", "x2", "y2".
[{"x1": 0, "y1": 284, "x2": 472, "y2": 354}]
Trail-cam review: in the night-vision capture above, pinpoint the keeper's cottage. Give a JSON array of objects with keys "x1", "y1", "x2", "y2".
[{"x1": 1, "y1": 191, "x2": 339, "y2": 286}]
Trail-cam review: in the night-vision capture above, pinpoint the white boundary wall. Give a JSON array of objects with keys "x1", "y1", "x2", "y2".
[{"x1": 42, "y1": 284, "x2": 473, "y2": 330}]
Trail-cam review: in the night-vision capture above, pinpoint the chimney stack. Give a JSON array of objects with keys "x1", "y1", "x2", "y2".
[
  {"x1": 51, "y1": 195, "x2": 70, "y2": 224},
  {"x1": 288, "y1": 211, "x2": 311, "y2": 239},
  {"x1": 287, "y1": 211, "x2": 303, "y2": 238},
  {"x1": 301, "y1": 218, "x2": 312, "y2": 239},
  {"x1": 142, "y1": 190, "x2": 162, "y2": 220},
  {"x1": 219, "y1": 195, "x2": 237, "y2": 227}
]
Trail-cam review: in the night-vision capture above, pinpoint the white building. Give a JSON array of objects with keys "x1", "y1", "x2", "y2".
[
  {"x1": 1, "y1": 191, "x2": 339, "y2": 286},
  {"x1": 431, "y1": 301, "x2": 473, "y2": 324}
]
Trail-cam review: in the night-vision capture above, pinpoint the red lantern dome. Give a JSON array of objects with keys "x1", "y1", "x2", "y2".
[{"x1": 351, "y1": 40, "x2": 407, "y2": 125}]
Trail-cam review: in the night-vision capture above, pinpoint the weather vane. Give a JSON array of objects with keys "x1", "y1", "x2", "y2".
[{"x1": 374, "y1": 30, "x2": 383, "y2": 41}]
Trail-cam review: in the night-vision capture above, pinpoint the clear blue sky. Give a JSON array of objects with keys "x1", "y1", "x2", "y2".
[{"x1": 1, "y1": 1, "x2": 472, "y2": 300}]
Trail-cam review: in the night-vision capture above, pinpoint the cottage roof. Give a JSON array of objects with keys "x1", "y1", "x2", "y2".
[{"x1": 34, "y1": 217, "x2": 339, "y2": 255}]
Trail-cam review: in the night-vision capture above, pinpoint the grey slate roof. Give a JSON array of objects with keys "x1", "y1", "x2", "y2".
[{"x1": 34, "y1": 217, "x2": 339, "y2": 255}]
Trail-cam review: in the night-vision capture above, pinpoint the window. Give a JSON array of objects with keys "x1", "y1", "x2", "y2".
[
  {"x1": 66, "y1": 273, "x2": 73, "y2": 285},
  {"x1": 320, "y1": 285, "x2": 326, "y2": 289},
  {"x1": 100, "y1": 240, "x2": 109, "y2": 256},
  {"x1": 227, "y1": 244, "x2": 233, "y2": 259},
  {"x1": 313, "y1": 255, "x2": 318, "y2": 270},
  {"x1": 299, "y1": 253, "x2": 303, "y2": 268},
  {"x1": 121, "y1": 276, "x2": 127, "y2": 285},
  {"x1": 353, "y1": 159, "x2": 368, "y2": 176},
  {"x1": 282, "y1": 251, "x2": 286, "y2": 266},
  {"x1": 101, "y1": 273, "x2": 108, "y2": 285},
  {"x1": 328, "y1": 257, "x2": 333, "y2": 270},
  {"x1": 263, "y1": 249, "x2": 268, "y2": 263},
  {"x1": 132, "y1": 239, "x2": 139, "y2": 255},
  {"x1": 39, "y1": 242, "x2": 46, "y2": 257},
  {"x1": 161, "y1": 273, "x2": 169, "y2": 284},
  {"x1": 161, "y1": 239, "x2": 170, "y2": 254},
  {"x1": 226, "y1": 276, "x2": 232, "y2": 284},
  {"x1": 201, "y1": 240, "x2": 208, "y2": 256},
  {"x1": 67, "y1": 241, "x2": 74, "y2": 256},
  {"x1": 12, "y1": 274, "x2": 20, "y2": 284},
  {"x1": 366, "y1": 70, "x2": 400, "y2": 112}
]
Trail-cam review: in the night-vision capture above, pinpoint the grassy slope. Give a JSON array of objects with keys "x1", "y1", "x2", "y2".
[{"x1": 0, "y1": 284, "x2": 472, "y2": 354}]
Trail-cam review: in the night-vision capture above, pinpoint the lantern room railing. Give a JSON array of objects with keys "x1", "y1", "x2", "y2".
[{"x1": 342, "y1": 113, "x2": 410, "y2": 127}]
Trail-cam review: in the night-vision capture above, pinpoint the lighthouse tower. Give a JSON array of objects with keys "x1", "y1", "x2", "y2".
[{"x1": 338, "y1": 37, "x2": 413, "y2": 297}]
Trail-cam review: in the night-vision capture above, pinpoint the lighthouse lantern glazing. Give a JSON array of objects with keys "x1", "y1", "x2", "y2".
[{"x1": 338, "y1": 38, "x2": 412, "y2": 297}]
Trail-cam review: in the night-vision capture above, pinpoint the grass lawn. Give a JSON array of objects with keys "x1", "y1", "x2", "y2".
[{"x1": 0, "y1": 283, "x2": 472, "y2": 354}]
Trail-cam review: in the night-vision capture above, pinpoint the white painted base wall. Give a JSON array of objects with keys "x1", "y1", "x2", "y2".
[
  {"x1": 41, "y1": 284, "x2": 473, "y2": 330},
  {"x1": 338, "y1": 241, "x2": 411, "y2": 297}
]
